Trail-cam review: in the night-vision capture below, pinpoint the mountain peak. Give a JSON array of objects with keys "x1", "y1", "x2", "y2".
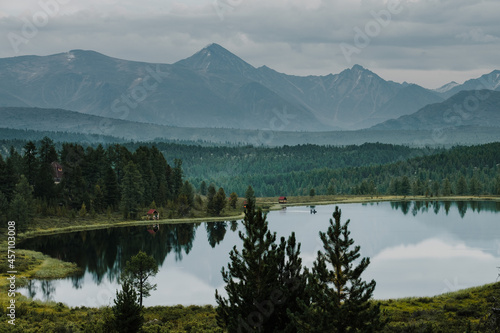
[
  {"x1": 351, "y1": 64, "x2": 366, "y2": 71},
  {"x1": 175, "y1": 43, "x2": 255, "y2": 74},
  {"x1": 434, "y1": 81, "x2": 460, "y2": 93}
]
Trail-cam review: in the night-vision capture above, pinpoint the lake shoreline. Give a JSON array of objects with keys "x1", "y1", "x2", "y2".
[
  {"x1": 17, "y1": 194, "x2": 500, "y2": 240},
  {"x1": 6, "y1": 194, "x2": 497, "y2": 295}
]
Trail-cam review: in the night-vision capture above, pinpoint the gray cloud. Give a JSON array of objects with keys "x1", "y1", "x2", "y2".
[{"x1": 1, "y1": 0, "x2": 499, "y2": 88}]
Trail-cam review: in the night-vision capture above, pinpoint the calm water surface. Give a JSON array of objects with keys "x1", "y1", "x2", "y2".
[{"x1": 19, "y1": 201, "x2": 500, "y2": 307}]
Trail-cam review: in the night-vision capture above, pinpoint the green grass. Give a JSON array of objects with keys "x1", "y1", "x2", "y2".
[
  {"x1": 1, "y1": 283, "x2": 499, "y2": 332},
  {"x1": 379, "y1": 283, "x2": 500, "y2": 332},
  {"x1": 0, "y1": 247, "x2": 81, "y2": 302}
]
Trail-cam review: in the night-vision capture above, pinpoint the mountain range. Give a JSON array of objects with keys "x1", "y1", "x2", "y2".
[
  {"x1": 372, "y1": 90, "x2": 500, "y2": 130},
  {"x1": 2, "y1": 43, "x2": 499, "y2": 132}
]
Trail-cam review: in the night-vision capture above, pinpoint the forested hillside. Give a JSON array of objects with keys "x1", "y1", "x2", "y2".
[
  {"x1": 206, "y1": 142, "x2": 500, "y2": 197},
  {"x1": 124, "y1": 142, "x2": 438, "y2": 181}
]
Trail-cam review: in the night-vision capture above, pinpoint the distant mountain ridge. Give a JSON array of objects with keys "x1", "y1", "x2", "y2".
[
  {"x1": 371, "y1": 90, "x2": 500, "y2": 130},
  {"x1": 3, "y1": 105, "x2": 500, "y2": 147},
  {"x1": 0, "y1": 43, "x2": 499, "y2": 130}
]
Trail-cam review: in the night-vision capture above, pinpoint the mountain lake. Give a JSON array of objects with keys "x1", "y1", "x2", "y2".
[{"x1": 18, "y1": 201, "x2": 500, "y2": 307}]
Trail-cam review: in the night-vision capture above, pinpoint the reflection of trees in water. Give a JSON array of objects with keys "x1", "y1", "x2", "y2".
[
  {"x1": 401, "y1": 201, "x2": 410, "y2": 215},
  {"x1": 26, "y1": 280, "x2": 37, "y2": 299},
  {"x1": 433, "y1": 201, "x2": 440, "y2": 215},
  {"x1": 20, "y1": 220, "x2": 241, "y2": 285},
  {"x1": 168, "y1": 223, "x2": 199, "y2": 261},
  {"x1": 19, "y1": 222, "x2": 205, "y2": 284},
  {"x1": 206, "y1": 222, "x2": 227, "y2": 248},
  {"x1": 230, "y1": 220, "x2": 239, "y2": 232},
  {"x1": 41, "y1": 280, "x2": 55, "y2": 302},
  {"x1": 391, "y1": 200, "x2": 498, "y2": 218},
  {"x1": 444, "y1": 201, "x2": 451, "y2": 215},
  {"x1": 457, "y1": 201, "x2": 467, "y2": 218}
]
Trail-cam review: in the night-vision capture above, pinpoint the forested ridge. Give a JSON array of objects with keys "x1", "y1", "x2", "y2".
[{"x1": 208, "y1": 142, "x2": 500, "y2": 196}]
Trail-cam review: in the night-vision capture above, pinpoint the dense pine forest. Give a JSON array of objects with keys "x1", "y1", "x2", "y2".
[
  {"x1": 105, "y1": 141, "x2": 500, "y2": 197},
  {"x1": 0, "y1": 137, "x2": 198, "y2": 231},
  {"x1": 206, "y1": 142, "x2": 500, "y2": 197},
  {"x1": 1, "y1": 138, "x2": 499, "y2": 232}
]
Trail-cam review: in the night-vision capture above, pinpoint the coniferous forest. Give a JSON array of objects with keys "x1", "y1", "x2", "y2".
[
  {"x1": 1, "y1": 138, "x2": 499, "y2": 231},
  {"x1": 0, "y1": 137, "x2": 195, "y2": 231}
]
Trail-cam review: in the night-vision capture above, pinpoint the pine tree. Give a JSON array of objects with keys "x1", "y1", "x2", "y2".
[
  {"x1": 180, "y1": 180, "x2": 195, "y2": 207},
  {"x1": 495, "y1": 175, "x2": 500, "y2": 195},
  {"x1": 245, "y1": 185, "x2": 256, "y2": 208},
  {"x1": 0, "y1": 191, "x2": 8, "y2": 223},
  {"x1": 9, "y1": 175, "x2": 36, "y2": 232},
  {"x1": 200, "y1": 180, "x2": 208, "y2": 195},
  {"x1": 79, "y1": 202, "x2": 87, "y2": 217},
  {"x1": 34, "y1": 162, "x2": 57, "y2": 200},
  {"x1": 327, "y1": 182, "x2": 336, "y2": 195},
  {"x1": 229, "y1": 192, "x2": 238, "y2": 209},
  {"x1": 432, "y1": 180, "x2": 440, "y2": 197},
  {"x1": 172, "y1": 158, "x2": 183, "y2": 198},
  {"x1": 104, "y1": 166, "x2": 120, "y2": 210},
  {"x1": 298, "y1": 206, "x2": 384, "y2": 332},
  {"x1": 121, "y1": 251, "x2": 159, "y2": 308},
  {"x1": 456, "y1": 175, "x2": 468, "y2": 195},
  {"x1": 206, "y1": 184, "x2": 217, "y2": 215},
  {"x1": 212, "y1": 187, "x2": 227, "y2": 216},
  {"x1": 0, "y1": 154, "x2": 17, "y2": 201},
  {"x1": 400, "y1": 176, "x2": 411, "y2": 196},
  {"x1": 93, "y1": 184, "x2": 106, "y2": 213},
  {"x1": 120, "y1": 161, "x2": 143, "y2": 219},
  {"x1": 442, "y1": 178, "x2": 452, "y2": 196},
  {"x1": 215, "y1": 187, "x2": 307, "y2": 332},
  {"x1": 23, "y1": 141, "x2": 38, "y2": 186},
  {"x1": 112, "y1": 280, "x2": 143, "y2": 333},
  {"x1": 38, "y1": 136, "x2": 58, "y2": 165},
  {"x1": 469, "y1": 176, "x2": 481, "y2": 196}
]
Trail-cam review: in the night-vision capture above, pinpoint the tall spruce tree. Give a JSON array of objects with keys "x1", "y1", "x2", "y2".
[
  {"x1": 112, "y1": 279, "x2": 144, "y2": 333},
  {"x1": 215, "y1": 186, "x2": 307, "y2": 332},
  {"x1": 212, "y1": 187, "x2": 227, "y2": 216},
  {"x1": 206, "y1": 183, "x2": 217, "y2": 215},
  {"x1": 456, "y1": 175, "x2": 468, "y2": 195},
  {"x1": 23, "y1": 141, "x2": 38, "y2": 186},
  {"x1": 400, "y1": 176, "x2": 411, "y2": 196},
  {"x1": 104, "y1": 166, "x2": 120, "y2": 209},
  {"x1": 229, "y1": 192, "x2": 238, "y2": 209},
  {"x1": 172, "y1": 158, "x2": 183, "y2": 198},
  {"x1": 9, "y1": 175, "x2": 36, "y2": 232},
  {"x1": 496, "y1": 175, "x2": 500, "y2": 195},
  {"x1": 295, "y1": 206, "x2": 384, "y2": 332},
  {"x1": 120, "y1": 161, "x2": 144, "y2": 219},
  {"x1": 442, "y1": 178, "x2": 452, "y2": 196}
]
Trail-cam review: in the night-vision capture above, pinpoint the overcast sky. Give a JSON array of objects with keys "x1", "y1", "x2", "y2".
[{"x1": 1, "y1": 0, "x2": 499, "y2": 89}]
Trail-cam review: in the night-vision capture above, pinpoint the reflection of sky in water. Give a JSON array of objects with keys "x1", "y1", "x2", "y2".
[{"x1": 19, "y1": 201, "x2": 500, "y2": 306}]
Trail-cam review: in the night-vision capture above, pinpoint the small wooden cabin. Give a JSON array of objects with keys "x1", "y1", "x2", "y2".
[
  {"x1": 51, "y1": 162, "x2": 64, "y2": 184},
  {"x1": 146, "y1": 209, "x2": 159, "y2": 220},
  {"x1": 278, "y1": 196, "x2": 287, "y2": 204}
]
